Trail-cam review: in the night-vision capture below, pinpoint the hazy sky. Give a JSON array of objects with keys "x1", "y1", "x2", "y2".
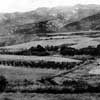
[{"x1": 0, "y1": 0, "x2": 100, "y2": 13}]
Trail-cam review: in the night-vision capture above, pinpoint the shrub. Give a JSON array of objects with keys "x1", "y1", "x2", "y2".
[{"x1": 0, "y1": 75, "x2": 8, "y2": 92}]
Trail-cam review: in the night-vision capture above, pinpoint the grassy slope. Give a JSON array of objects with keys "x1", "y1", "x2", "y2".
[
  {"x1": 0, "y1": 54, "x2": 80, "y2": 63},
  {"x1": 0, "y1": 31, "x2": 100, "y2": 51},
  {"x1": 0, "y1": 65, "x2": 60, "y2": 82}
]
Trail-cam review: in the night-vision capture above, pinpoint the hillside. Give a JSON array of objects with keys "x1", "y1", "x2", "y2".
[
  {"x1": 0, "y1": 4, "x2": 100, "y2": 46},
  {"x1": 64, "y1": 13, "x2": 100, "y2": 31}
]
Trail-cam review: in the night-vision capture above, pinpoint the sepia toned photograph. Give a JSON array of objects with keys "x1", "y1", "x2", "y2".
[{"x1": 0, "y1": 0, "x2": 100, "y2": 100}]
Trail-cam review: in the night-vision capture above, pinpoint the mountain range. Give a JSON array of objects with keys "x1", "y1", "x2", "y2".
[{"x1": 0, "y1": 4, "x2": 100, "y2": 46}]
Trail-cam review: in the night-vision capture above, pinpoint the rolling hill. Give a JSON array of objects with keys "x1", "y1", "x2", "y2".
[
  {"x1": 64, "y1": 13, "x2": 100, "y2": 31},
  {"x1": 0, "y1": 4, "x2": 100, "y2": 46}
]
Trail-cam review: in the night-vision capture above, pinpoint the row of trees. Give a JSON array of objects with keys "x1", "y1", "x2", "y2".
[
  {"x1": 0, "y1": 60, "x2": 78, "y2": 70},
  {"x1": 0, "y1": 45, "x2": 60, "y2": 56},
  {"x1": 60, "y1": 44, "x2": 100, "y2": 56},
  {"x1": 1, "y1": 44, "x2": 100, "y2": 56},
  {"x1": 0, "y1": 45, "x2": 50, "y2": 56},
  {"x1": 15, "y1": 45, "x2": 50, "y2": 56}
]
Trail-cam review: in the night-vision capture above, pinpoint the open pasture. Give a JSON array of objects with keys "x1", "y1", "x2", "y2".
[
  {"x1": 0, "y1": 65, "x2": 60, "y2": 82},
  {"x1": 0, "y1": 54, "x2": 80, "y2": 63}
]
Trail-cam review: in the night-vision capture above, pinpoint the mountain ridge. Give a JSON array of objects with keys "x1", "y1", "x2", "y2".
[{"x1": 0, "y1": 4, "x2": 100, "y2": 46}]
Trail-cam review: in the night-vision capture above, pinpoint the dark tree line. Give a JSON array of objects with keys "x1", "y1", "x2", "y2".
[
  {"x1": 45, "y1": 45, "x2": 59, "y2": 51},
  {"x1": 0, "y1": 45, "x2": 60, "y2": 56},
  {"x1": 0, "y1": 60, "x2": 78, "y2": 70},
  {"x1": 0, "y1": 45, "x2": 50, "y2": 56},
  {"x1": 60, "y1": 44, "x2": 100, "y2": 56},
  {"x1": 15, "y1": 45, "x2": 50, "y2": 56},
  {"x1": 1, "y1": 44, "x2": 100, "y2": 56}
]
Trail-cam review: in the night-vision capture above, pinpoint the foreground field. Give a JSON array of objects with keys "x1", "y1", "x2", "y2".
[{"x1": 0, "y1": 93, "x2": 99, "y2": 100}]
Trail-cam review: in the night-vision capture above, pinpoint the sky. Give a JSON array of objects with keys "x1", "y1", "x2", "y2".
[{"x1": 0, "y1": 0, "x2": 100, "y2": 13}]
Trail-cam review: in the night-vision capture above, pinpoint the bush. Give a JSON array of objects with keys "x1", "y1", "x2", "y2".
[{"x1": 0, "y1": 75, "x2": 8, "y2": 92}]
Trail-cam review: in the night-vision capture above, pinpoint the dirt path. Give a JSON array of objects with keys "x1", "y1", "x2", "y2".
[{"x1": 44, "y1": 60, "x2": 93, "y2": 80}]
